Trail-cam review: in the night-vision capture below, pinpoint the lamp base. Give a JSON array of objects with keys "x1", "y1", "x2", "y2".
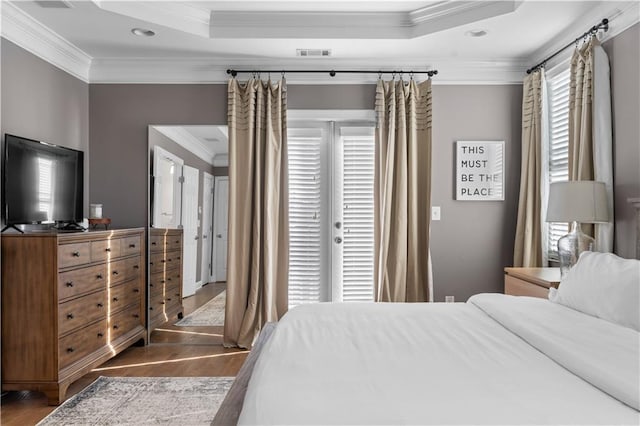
[{"x1": 558, "y1": 221, "x2": 594, "y2": 277}]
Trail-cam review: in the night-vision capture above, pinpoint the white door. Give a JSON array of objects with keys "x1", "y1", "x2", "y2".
[
  {"x1": 181, "y1": 165, "x2": 200, "y2": 297},
  {"x1": 152, "y1": 146, "x2": 183, "y2": 229},
  {"x1": 287, "y1": 123, "x2": 375, "y2": 307},
  {"x1": 201, "y1": 172, "x2": 215, "y2": 286},
  {"x1": 213, "y1": 176, "x2": 229, "y2": 282}
]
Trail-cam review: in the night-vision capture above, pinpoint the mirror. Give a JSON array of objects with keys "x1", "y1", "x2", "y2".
[{"x1": 147, "y1": 125, "x2": 229, "y2": 345}]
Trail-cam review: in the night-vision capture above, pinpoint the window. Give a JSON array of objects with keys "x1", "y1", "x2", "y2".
[
  {"x1": 545, "y1": 67, "x2": 570, "y2": 261},
  {"x1": 287, "y1": 121, "x2": 375, "y2": 307}
]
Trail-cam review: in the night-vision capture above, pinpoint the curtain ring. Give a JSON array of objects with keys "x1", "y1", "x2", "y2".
[
  {"x1": 281, "y1": 71, "x2": 285, "y2": 78},
  {"x1": 378, "y1": 71, "x2": 382, "y2": 80},
  {"x1": 392, "y1": 71, "x2": 396, "y2": 80},
  {"x1": 409, "y1": 71, "x2": 414, "y2": 81}
]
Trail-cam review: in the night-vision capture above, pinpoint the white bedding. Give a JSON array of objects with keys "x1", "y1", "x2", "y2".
[{"x1": 238, "y1": 295, "x2": 640, "y2": 425}]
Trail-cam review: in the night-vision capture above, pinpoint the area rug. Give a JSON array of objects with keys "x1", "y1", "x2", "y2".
[
  {"x1": 175, "y1": 291, "x2": 225, "y2": 326},
  {"x1": 37, "y1": 376, "x2": 234, "y2": 426}
]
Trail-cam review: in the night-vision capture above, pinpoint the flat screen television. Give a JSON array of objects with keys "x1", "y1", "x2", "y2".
[{"x1": 3, "y1": 134, "x2": 83, "y2": 228}]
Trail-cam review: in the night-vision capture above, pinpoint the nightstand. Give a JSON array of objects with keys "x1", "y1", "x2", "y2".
[{"x1": 504, "y1": 267, "x2": 561, "y2": 298}]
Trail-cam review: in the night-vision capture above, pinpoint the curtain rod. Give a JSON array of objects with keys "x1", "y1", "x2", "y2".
[
  {"x1": 226, "y1": 69, "x2": 438, "y2": 78},
  {"x1": 526, "y1": 18, "x2": 609, "y2": 74}
]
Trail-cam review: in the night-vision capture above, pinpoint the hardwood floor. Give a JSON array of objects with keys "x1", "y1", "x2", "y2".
[{"x1": 1, "y1": 281, "x2": 245, "y2": 426}]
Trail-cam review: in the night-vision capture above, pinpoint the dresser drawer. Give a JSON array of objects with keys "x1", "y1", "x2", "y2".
[
  {"x1": 505, "y1": 275, "x2": 550, "y2": 298},
  {"x1": 110, "y1": 279, "x2": 141, "y2": 313},
  {"x1": 111, "y1": 303, "x2": 142, "y2": 341},
  {"x1": 149, "y1": 233, "x2": 165, "y2": 252},
  {"x1": 165, "y1": 282, "x2": 182, "y2": 302},
  {"x1": 58, "y1": 242, "x2": 91, "y2": 269},
  {"x1": 164, "y1": 249, "x2": 182, "y2": 271},
  {"x1": 167, "y1": 236, "x2": 182, "y2": 252},
  {"x1": 109, "y1": 256, "x2": 142, "y2": 286},
  {"x1": 149, "y1": 271, "x2": 167, "y2": 296},
  {"x1": 58, "y1": 290, "x2": 107, "y2": 336},
  {"x1": 58, "y1": 319, "x2": 107, "y2": 369},
  {"x1": 121, "y1": 235, "x2": 142, "y2": 257},
  {"x1": 90, "y1": 239, "x2": 121, "y2": 263},
  {"x1": 149, "y1": 252, "x2": 167, "y2": 274},
  {"x1": 58, "y1": 264, "x2": 108, "y2": 300},
  {"x1": 148, "y1": 292, "x2": 166, "y2": 319}
]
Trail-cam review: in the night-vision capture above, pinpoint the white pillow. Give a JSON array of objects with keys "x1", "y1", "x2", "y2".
[{"x1": 549, "y1": 251, "x2": 640, "y2": 331}]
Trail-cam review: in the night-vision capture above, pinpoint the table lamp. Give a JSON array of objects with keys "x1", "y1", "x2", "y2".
[{"x1": 546, "y1": 181, "x2": 609, "y2": 277}]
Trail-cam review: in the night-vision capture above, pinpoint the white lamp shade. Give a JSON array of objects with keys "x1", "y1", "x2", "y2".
[{"x1": 546, "y1": 181, "x2": 609, "y2": 223}]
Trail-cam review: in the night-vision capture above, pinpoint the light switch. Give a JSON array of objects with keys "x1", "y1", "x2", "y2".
[{"x1": 431, "y1": 206, "x2": 441, "y2": 221}]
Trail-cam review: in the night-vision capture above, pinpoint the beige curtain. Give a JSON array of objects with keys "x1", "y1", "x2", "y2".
[
  {"x1": 514, "y1": 70, "x2": 544, "y2": 267},
  {"x1": 374, "y1": 78, "x2": 432, "y2": 302},
  {"x1": 224, "y1": 78, "x2": 289, "y2": 349},
  {"x1": 568, "y1": 37, "x2": 615, "y2": 250}
]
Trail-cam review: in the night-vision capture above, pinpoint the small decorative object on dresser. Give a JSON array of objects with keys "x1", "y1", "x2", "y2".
[
  {"x1": 504, "y1": 267, "x2": 561, "y2": 298},
  {"x1": 1, "y1": 228, "x2": 146, "y2": 405},
  {"x1": 148, "y1": 228, "x2": 184, "y2": 333}
]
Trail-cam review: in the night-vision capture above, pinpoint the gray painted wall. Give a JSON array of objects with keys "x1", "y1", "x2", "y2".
[
  {"x1": 1, "y1": 38, "x2": 89, "y2": 218},
  {"x1": 603, "y1": 23, "x2": 640, "y2": 260},
  {"x1": 430, "y1": 85, "x2": 522, "y2": 301},
  {"x1": 148, "y1": 126, "x2": 216, "y2": 284}
]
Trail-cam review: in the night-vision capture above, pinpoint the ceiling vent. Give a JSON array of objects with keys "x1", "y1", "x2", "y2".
[
  {"x1": 296, "y1": 49, "x2": 332, "y2": 58},
  {"x1": 35, "y1": 1, "x2": 73, "y2": 8}
]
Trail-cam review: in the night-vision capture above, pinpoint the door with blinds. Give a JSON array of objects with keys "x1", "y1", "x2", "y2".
[{"x1": 288, "y1": 122, "x2": 375, "y2": 307}]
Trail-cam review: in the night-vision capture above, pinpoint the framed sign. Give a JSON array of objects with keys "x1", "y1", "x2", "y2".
[{"x1": 456, "y1": 141, "x2": 504, "y2": 201}]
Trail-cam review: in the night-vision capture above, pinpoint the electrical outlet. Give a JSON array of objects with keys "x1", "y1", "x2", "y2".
[
  {"x1": 445, "y1": 295, "x2": 455, "y2": 303},
  {"x1": 431, "y1": 206, "x2": 441, "y2": 221}
]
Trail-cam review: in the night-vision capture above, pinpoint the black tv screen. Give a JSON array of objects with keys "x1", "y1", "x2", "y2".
[{"x1": 3, "y1": 134, "x2": 83, "y2": 225}]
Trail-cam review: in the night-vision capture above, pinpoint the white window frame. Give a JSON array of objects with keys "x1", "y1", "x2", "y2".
[{"x1": 543, "y1": 61, "x2": 571, "y2": 263}]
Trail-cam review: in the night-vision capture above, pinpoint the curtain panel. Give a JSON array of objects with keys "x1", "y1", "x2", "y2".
[
  {"x1": 224, "y1": 78, "x2": 289, "y2": 349},
  {"x1": 514, "y1": 70, "x2": 545, "y2": 267},
  {"x1": 569, "y1": 38, "x2": 614, "y2": 251},
  {"x1": 374, "y1": 79, "x2": 432, "y2": 302}
]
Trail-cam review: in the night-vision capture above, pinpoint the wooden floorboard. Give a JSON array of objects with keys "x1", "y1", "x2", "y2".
[{"x1": 1, "y1": 281, "x2": 242, "y2": 426}]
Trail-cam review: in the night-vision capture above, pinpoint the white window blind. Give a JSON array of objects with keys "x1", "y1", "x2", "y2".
[
  {"x1": 546, "y1": 68, "x2": 570, "y2": 261},
  {"x1": 340, "y1": 129, "x2": 375, "y2": 302},
  {"x1": 287, "y1": 129, "x2": 325, "y2": 307}
]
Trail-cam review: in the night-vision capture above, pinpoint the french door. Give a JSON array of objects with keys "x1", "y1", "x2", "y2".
[{"x1": 288, "y1": 122, "x2": 375, "y2": 307}]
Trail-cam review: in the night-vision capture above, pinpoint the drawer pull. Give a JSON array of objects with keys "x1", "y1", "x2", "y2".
[
  {"x1": 134, "y1": 265, "x2": 140, "y2": 269},
  {"x1": 67, "y1": 313, "x2": 74, "y2": 319},
  {"x1": 161, "y1": 259, "x2": 166, "y2": 263},
  {"x1": 113, "y1": 297, "x2": 119, "y2": 302},
  {"x1": 97, "y1": 303, "x2": 104, "y2": 308},
  {"x1": 149, "y1": 307, "x2": 154, "y2": 310},
  {"x1": 112, "y1": 271, "x2": 119, "y2": 275},
  {"x1": 113, "y1": 325, "x2": 119, "y2": 330},
  {"x1": 133, "y1": 314, "x2": 140, "y2": 319},
  {"x1": 160, "y1": 301, "x2": 165, "y2": 305},
  {"x1": 151, "y1": 241, "x2": 157, "y2": 246},
  {"x1": 97, "y1": 333, "x2": 104, "y2": 338},
  {"x1": 133, "y1": 289, "x2": 140, "y2": 293},
  {"x1": 161, "y1": 280, "x2": 166, "y2": 284},
  {"x1": 72, "y1": 251, "x2": 80, "y2": 257},
  {"x1": 149, "y1": 262, "x2": 154, "y2": 265},
  {"x1": 129, "y1": 244, "x2": 136, "y2": 248},
  {"x1": 149, "y1": 284, "x2": 154, "y2": 287},
  {"x1": 67, "y1": 347, "x2": 74, "y2": 353},
  {"x1": 175, "y1": 240, "x2": 180, "y2": 244},
  {"x1": 105, "y1": 247, "x2": 111, "y2": 252},
  {"x1": 66, "y1": 281, "x2": 74, "y2": 287},
  {"x1": 167, "y1": 298, "x2": 172, "y2": 301},
  {"x1": 167, "y1": 278, "x2": 172, "y2": 282},
  {"x1": 96, "y1": 274, "x2": 103, "y2": 279},
  {"x1": 177, "y1": 257, "x2": 181, "y2": 260},
  {"x1": 175, "y1": 293, "x2": 180, "y2": 297}
]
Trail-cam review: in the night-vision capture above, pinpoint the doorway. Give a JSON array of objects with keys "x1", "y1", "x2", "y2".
[{"x1": 287, "y1": 122, "x2": 375, "y2": 307}]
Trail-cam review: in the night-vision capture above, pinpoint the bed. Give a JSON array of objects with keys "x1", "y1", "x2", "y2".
[{"x1": 213, "y1": 252, "x2": 640, "y2": 425}]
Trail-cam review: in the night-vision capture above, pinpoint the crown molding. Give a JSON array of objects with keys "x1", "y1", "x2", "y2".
[
  {"x1": 529, "y1": 1, "x2": 640, "y2": 70},
  {"x1": 90, "y1": 56, "x2": 527, "y2": 85},
  {"x1": 153, "y1": 126, "x2": 216, "y2": 166},
  {"x1": 92, "y1": 1, "x2": 211, "y2": 39},
  {"x1": 1, "y1": 1, "x2": 92, "y2": 82},
  {"x1": 210, "y1": 1, "x2": 521, "y2": 40}
]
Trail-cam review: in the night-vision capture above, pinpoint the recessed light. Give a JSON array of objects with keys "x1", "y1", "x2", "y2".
[
  {"x1": 465, "y1": 29, "x2": 488, "y2": 38},
  {"x1": 131, "y1": 28, "x2": 155, "y2": 37}
]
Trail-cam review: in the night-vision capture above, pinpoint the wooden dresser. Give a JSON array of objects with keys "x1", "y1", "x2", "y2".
[
  {"x1": 148, "y1": 228, "x2": 184, "y2": 333},
  {"x1": 1, "y1": 228, "x2": 146, "y2": 404}
]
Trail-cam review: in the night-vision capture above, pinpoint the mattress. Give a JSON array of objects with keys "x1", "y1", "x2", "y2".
[{"x1": 237, "y1": 294, "x2": 640, "y2": 425}]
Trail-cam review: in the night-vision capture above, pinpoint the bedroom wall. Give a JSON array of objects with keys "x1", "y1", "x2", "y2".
[
  {"x1": 148, "y1": 126, "x2": 216, "y2": 284},
  {"x1": 603, "y1": 23, "x2": 640, "y2": 259},
  {"x1": 1, "y1": 38, "x2": 90, "y2": 218}
]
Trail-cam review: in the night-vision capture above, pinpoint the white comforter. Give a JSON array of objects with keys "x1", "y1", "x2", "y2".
[{"x1": 238, "y1": 294, "x2": 640, "y2": 425}]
